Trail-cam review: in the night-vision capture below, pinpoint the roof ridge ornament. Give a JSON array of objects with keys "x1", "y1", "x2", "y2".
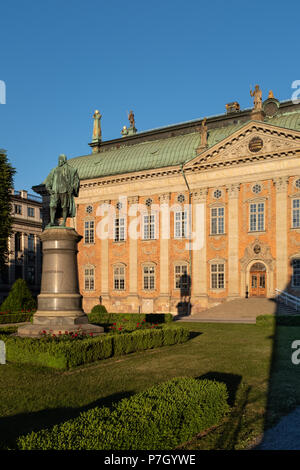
[
  {"x1": 196, "y1": 117, "x2": 208, "y2": 152},
  {"x1": 90, "y1": 110, "x2": 102, "y2": 153},
  {"x1": 250, "y1": 84, "x2": 265, "y2": 121}
]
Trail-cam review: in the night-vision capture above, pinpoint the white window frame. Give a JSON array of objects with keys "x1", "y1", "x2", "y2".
[
  {"x1": 84, "y1": 220, "x2": 95, "y2": 244},
  {"x1": 249, "y1": 202, "x2": 265, "y2": 232},
  {"x1": 113, "y1": 264, "x2": 125, "y2": 290},
  {"x1": 84, "y1": 266, "x2": 95, "y2": 291},
  {"x1": 174, "y1": 210, "x2": 188, "y2": 238},
  {"x1": 210, "y1": 263, "x2": 225, "y2": 289},
  {"x1": 174, "y1": 263, "x2": 189, "y2": 290},
  {"x1": 143, "y1": 264, "x2": 156, "y2": 290},
  {"x1": 292, "y1": 198, "x2": 300, "y2": 228},
  {"x1": 211, "y1": 206, "x2": 225, "y2": 235},
  {"x1": 114, "y1": 217, "x2": 126, "y2": 242},
  {"x1": 142, "y1": 213, "x2": 156, "y2": 240}
]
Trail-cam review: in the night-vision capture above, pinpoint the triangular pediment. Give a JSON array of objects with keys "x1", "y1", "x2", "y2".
[{"x1": 184, "y1": 121, "x2": 300, "y2": 170}]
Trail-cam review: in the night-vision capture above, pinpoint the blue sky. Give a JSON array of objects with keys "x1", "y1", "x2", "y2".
[{"x1": 1, "y1": 0, "x2": 300, "y2": 192}]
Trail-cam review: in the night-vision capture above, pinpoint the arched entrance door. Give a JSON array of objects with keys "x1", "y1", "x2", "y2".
[{"x1": 250, "y1": 262, "x2": 267, "y2": 297}]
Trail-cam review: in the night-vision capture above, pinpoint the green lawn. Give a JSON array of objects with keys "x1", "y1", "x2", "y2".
[{"x1": 1, "y1": 321, "x2": 300, "y2": 450}]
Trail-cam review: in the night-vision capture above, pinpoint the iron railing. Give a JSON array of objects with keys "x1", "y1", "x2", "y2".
[{"x1": 275, "y1": 288, "x2": 300, "y2": 312}]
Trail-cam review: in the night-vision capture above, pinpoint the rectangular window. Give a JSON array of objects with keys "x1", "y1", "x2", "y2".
[
  {"x1": 211, "y1": 263, "x2": 225, "y2": 289},
  {"x1": 84, "y1": 267, "x2": 95, "y2": 290},
  {"x1": 114, "y1": 266, "x2": 125, "y2": 290},
  {"x1": 292, "y1": 199, "x2": 300, "y2": 228},
  {"x1": 39, "y1": 208, "x2": 43, "y2": 219},
  {"x1": 28, "y1": 234, "x2": 34, "y2": 252},
  {"x1": 114, "y1": 218, "x2": 125, "y2": 242},
  {"x1": 84, "y1": 220, "x2": 95, "y2": 244},
  {"x1": 292, "y1": 259, "x2": 300, "y2": 287},
  {"x1": 174, "y1": 211, "x2": 187, "y2": 238},
  {"x1": 14, "y1": 204, "x2": 22, "y2": 215},
  {"x1": 211, "y1": 207, "x2": 225, "y2": 235},
  {"x1": 175, "y1": 264, "x2": 189, "y2": 291},
  {"x1": 143, "y1": 265, "x2": 155, "y2": 290},
  {"x1": 249, "y1": 202, "x2": 264, "y2": 232},
  {"x1": 27, "y1": 207, "x2": 35, "y2": 217},
  {"x1": 143, "y1": 214, "x2": 155, "y2": 240}
]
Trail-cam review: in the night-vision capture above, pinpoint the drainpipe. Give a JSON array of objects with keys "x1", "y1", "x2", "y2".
[{"x1": 181, "y1": 164, "x2": 192, "y2": 316}]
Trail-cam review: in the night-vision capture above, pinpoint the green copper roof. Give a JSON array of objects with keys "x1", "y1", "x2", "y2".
[{"x1": 67, "y1": 110, "x2": 300, "y2": 181}]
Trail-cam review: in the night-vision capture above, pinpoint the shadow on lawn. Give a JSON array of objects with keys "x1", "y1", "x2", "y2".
[
  {"x1": 0, "y1": 390, "x2": 134, "y2": 450},
  {"x1": 254, "y1": 276, "x2": 300, "y2": 450}
]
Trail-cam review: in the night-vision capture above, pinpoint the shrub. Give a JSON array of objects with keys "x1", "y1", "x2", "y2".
[
  {"x1": 90, "y1": 304, "x2": 107, "y2": 314},
  {"x1": 88, "y1": 312, "x2": 173, "y2": 326},
  {"x1": 256, "y1": 314, "x2": 300, "y2": 326},
  {"x1": 0, "y1": 279, "x2": 36, "y2": 313},
  {"x1": 0, "y1": 312, "x2": 34, "y2": 324},
  {"x1": 17, "y1": 377, "x2": 229, "y2": 450},
  {"x1": 1, "y1": 325, "x2": 189, "y2": 370}
]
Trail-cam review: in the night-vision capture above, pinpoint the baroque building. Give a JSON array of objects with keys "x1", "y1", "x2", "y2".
[
  {"x1": 0, "y1": 190, "x2": 43, "y2": 304},
  {"x1": 35, "y1": 88, "x2": 300, "y2": 315}
]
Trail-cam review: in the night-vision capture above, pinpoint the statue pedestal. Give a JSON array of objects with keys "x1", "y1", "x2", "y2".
[{"x1": 18, "y1": 227, "x2": 104, "y2": 338}]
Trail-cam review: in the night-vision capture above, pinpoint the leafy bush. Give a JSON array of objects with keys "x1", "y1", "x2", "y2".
[
  {"x1": 90, "y1": 304, "x2": 107, "y2": 314},
  {"x1": 0, "y1": 279, "x2": 36, "y2": 313},
  {"x1": 256, "y1": 314, "x2": 300, "y2": 326},
  {"x1": 88, "y1": 312, "x2": 173, "y2": 326},
  {"x1": 17, "y1": 377, "x2": 229, "y2": 450},
  {"x1": 1, "y1": 325, "x2": 189, "y2": 370},
  {"x1": 0, "y1": 312, "x2": 34, "y2": 324}
]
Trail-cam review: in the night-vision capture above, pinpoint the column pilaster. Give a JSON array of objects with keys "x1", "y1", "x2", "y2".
[
  {"x1": 191, "y1": 188, "x2": 208, "y2": 310},
  {"x1": 227, "y1": 183, "x2": 240, "y2": 299},
  {"x1": 273, "y1": 177, "x2": 289, "y2": 291}
]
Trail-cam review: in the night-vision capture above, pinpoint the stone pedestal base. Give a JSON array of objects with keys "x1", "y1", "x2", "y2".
[
  {"x1": 17, "y1": 227, "x2": 104, "y2": 338},
  {"x1": 18, "y1": 321, "x2": 104, "y2": 338}
]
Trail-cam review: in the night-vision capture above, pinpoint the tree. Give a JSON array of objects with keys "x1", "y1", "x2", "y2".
[
  {"x1": 0, "y1": 149, "x2": 15, "y2": 274},
  {"x1": 0, "y1": 278, "x2": 36, "y2": 313}
]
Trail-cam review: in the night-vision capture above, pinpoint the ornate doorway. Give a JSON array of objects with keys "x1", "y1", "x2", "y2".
[{"x1": 250, "y1": 262, "x2": 267, "y2": 297}]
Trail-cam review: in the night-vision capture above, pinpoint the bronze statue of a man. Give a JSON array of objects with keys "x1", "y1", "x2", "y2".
[{"x1": 45, "y1": 154, "x2": 80, "y2": 227}]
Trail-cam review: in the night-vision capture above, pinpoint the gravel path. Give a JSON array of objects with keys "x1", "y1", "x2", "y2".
[{"x1": 256, "y1": 407, "x2": 300, "y2": 450}]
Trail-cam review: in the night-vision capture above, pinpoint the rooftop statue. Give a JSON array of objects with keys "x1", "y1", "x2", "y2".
[
  {"x1": 250, "y1": 84, "x2": 262, "y2": 111},
  {"x1": 45, "y1": 154, "x2": 80, "y2": 227},
  {"x1": 128, "y1": 110, "x2": 135, "y2": 128}
]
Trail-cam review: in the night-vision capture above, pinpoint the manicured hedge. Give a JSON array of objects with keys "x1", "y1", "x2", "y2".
[
  {"x1": 0, "y1": 325, "x2": 189, "y2": 370},
  {"x1": 17, "y1": 377, "x2": 229, "y2": 450},
  {"x1": 0, "y1": 312, "x2": 34, "y2": 324},
  {"x1": 256, "y1": 314, "x2": 300, "y2": 326},
  {"x1": 90, "y1": 305, "x2": 107, "y2": 314},
  {"x1": 88, "y1": 312, "x2": 174, "y2": 325}
]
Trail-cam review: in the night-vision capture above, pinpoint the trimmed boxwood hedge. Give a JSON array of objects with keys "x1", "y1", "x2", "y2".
[
  {"x1": 0, "y1": 312, "x2": 34, "y2": 324},
  {"x1": 256, "y1": 314, "x2": 300, "y2": 326},
  {"x1": 88, "y1": 312, "x2": 173, "y2": 325},
  {"x1": 0, "y1": 325, "x2": 189, "y2": 370},
  {"x1": 17, "y1": 377, "x2": 229, "y2": 450}
]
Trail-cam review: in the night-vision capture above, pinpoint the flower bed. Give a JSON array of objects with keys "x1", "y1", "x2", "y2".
[
  {"x1": 17, "y1": 377, "x2": 229, "y2": 450},
  {"x1": 0, "y1": 325, "x2": 189, "y2": 370}
]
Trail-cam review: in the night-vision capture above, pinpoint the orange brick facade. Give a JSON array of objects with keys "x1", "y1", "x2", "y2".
[
  {"x1": 42, "y1": 98, "x2": 300, "y2": 316},
  {"x1": 74, "y1": 173, "x2": 300, "y2": 314}
]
